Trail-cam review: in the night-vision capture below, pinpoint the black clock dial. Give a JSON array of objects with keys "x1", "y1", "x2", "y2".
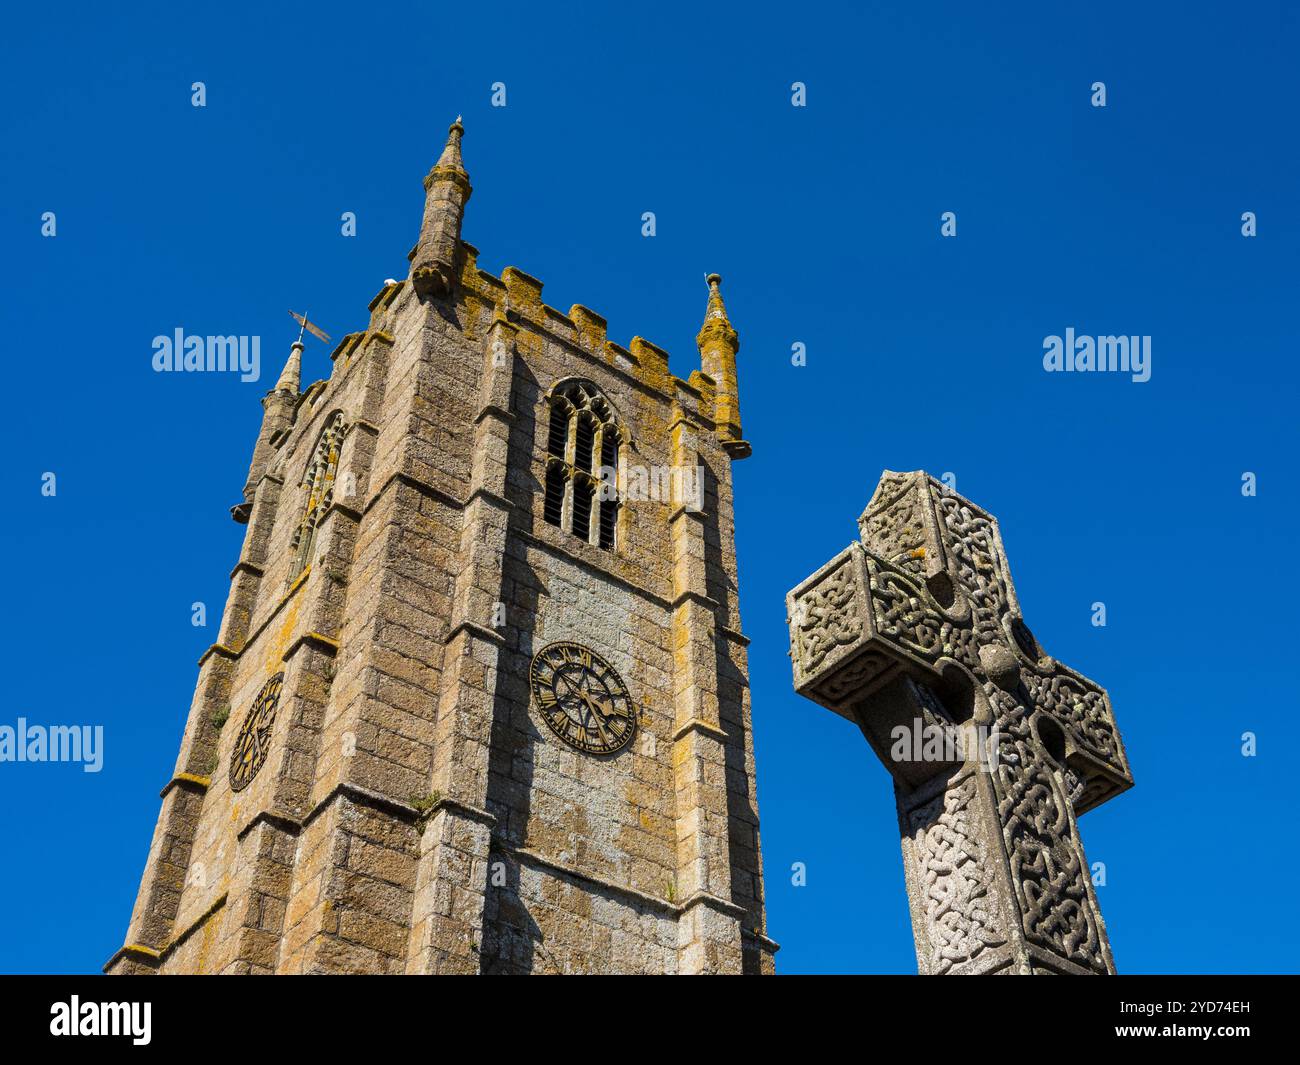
[
  {"x1": 228, "y1": 673, "x2": 284, "y2": 792},
  {"x1": 530, "y1": 642, "x2": 636, "y2": 755}
]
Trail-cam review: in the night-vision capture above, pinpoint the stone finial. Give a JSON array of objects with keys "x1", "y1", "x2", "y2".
[
  {"x1": 273, "y1": 341, "x2": 303, "y2": 395},
  {"x1": 695, "y1": 272, "x2": 748, "y2": 458},
  {"x1": 429, "y1": 117, "x2": 469, "y2": 187},
  {"x1": 412, "y1": 119, "x2": 473, "y2": 299},
  {"x1": 696, "y1": 273, "x2": 738, "y2": 353}
]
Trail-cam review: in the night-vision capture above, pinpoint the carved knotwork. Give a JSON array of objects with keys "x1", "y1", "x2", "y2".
[
  {"x1": 865, "y1": 555, "x2": 978, "y2": 670},
  {"x1": 814, "y1": 651, "x2": 893, "y2": 704},
  {"x1": 985, "y1": 682, "x2": 1106, "y2": 972},
  {"x1": 908, "y1": 773, "x2": 1007, "y2": 974},
  {"x1": 1024, "y1": 668, "x2": 1121, "y2": 769},
  {"x1": 791, "y1": 555, "x2": 864, "y2": 673},
  {"x1": 859, "y1": 475, "x2": 930, "y2": 579}
]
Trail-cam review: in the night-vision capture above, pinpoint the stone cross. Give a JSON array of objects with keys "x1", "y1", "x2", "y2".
[{"x1": 786, "y1": 471, "x2": 1133, "y2": 975}]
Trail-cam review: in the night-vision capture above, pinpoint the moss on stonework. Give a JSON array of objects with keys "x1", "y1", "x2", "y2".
[{"x1": 411, "y1": 791, "x2": 442, "y2": 823}]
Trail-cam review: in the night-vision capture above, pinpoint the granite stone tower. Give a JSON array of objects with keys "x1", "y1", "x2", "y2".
[{"x1": 108, "y1": 120, "x2": 774, "y2": 975}]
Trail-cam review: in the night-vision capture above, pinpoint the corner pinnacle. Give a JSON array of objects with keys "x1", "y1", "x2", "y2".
[
  {"x1": 273, "y1": 341, "x2": 303, "y2": 394},
  {"x1": 433, "y1": 117, "x2": 468, "y2": 179},
  {"x1": 697, "y1": 272, "x2": 738, "y2": 352}
]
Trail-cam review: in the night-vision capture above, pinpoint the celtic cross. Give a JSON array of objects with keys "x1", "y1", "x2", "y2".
[{"x1": 786, "y1": 471, "x2": 1133, "y2": 975}]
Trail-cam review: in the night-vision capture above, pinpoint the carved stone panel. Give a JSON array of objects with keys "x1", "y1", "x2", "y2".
[
  {"x1": 787, "y1": 546, "x2": 896, "y2": 718},
  {"x1": 899, "y1": 770, "x2": 1011, "y2": 975}
]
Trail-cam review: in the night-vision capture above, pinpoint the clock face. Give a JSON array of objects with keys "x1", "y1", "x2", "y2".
[
  {"x1": 228, "y1": 673, "x2": 284, "y2": 792},
  {"x1": 530, "y1": 642, "x2": 636, "y2": 755}
]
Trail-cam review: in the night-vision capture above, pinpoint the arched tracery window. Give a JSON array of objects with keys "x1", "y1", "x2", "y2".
[
  {"x1": 289, "y1": 411, "x2": 345, "y2": 581},
  {"x1": 542, "y1": 381, "x2": 622, "y2": 551}
]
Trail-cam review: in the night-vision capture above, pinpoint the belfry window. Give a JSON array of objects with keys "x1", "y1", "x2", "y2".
[
  {"x1": 598, "y1": 433, "x2": 619, "y2": 550},
  {"x1": 574, "y1": 413, "x2": 596, "y2": 473},
  {"x1": 572, "y1": 478, "x2": 594, "y2": 541},
  {"x1": 289, "y1": 412, "x2": 345, "y2": 581},
  {"x1": 541, "y1": 381, "x2": 622, "y2": 552},
  {"x1": 543, "y1": 464, "x2": 566, "y2": 528},
  {"x1": 546, "y1": 404, "x2": 568, "y2": 460}
]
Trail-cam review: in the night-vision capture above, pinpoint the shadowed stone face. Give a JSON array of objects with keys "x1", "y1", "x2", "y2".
[{"x1": 787, "y1": 470, "x2": 1134, "y2": 975}]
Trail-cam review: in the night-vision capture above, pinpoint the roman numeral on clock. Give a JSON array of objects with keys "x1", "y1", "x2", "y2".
[{"x1": 530, "y1": 642, "x2": 636, "y2": 755}]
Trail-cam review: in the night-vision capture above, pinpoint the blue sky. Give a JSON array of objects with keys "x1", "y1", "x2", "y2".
[{"x1": 1, "y1": 0, "x2": 1296, "y2": 974}]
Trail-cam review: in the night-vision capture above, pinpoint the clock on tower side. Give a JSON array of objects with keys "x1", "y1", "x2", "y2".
[
  {"x1": 474, "y1": 262, "x2": 773, "y2": 976},
  {"x1": 105, "y1": 120, "x2": 774, "y2": 976}
]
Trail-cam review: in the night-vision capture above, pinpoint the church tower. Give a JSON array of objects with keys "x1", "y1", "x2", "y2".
[{"x1": 107, "y1": 121, "x2": 775, "y2": 975}]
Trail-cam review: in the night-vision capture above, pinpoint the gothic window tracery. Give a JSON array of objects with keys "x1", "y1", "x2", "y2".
[
  {"x1": 289, "y1": 411, "x2": 345, "y2": 581},
  {"x1": 542, "y1": 381, "x2": 622, "y2": 551}
]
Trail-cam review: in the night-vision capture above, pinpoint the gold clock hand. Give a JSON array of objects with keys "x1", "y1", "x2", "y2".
[{"x1": 575, "y1": 689, "x2": 609, "y2": 734}]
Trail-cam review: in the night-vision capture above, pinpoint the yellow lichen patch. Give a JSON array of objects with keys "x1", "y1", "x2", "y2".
[
  {"x1": 367, "y1": 281, "x2": 403, "y2": 314},
  {"x1": 459, "y1": 240, "x2": 480, "y2": 279},
  {"x1": 688, "y1": 370, "x2": 716, "y2": 413},
  {"x1": 330, "y1": 333, "x2": 364, "y2": 364},
  {"x1": 569, "y1": 305, "x2": 608, "y2": 354},
  {"x1": 629, "y1": 337, "x2": 671, "y2": 394},
  {"x1": 195, "y1": 905, "x2": 219, "y2": 974},
  {"x1": 261, "y1": 592, "x2": 302, "y2": 677},
  {"x1": 461, "y1": 293, "x2": 485, "y2": 338},
  {"x1": 501, "y1": 267, "x2": 544, "y2": 320}
]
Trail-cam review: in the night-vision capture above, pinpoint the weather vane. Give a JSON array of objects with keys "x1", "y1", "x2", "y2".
[{"x1": 288, "y1": 309, "x2": 332, "y2": 346}]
